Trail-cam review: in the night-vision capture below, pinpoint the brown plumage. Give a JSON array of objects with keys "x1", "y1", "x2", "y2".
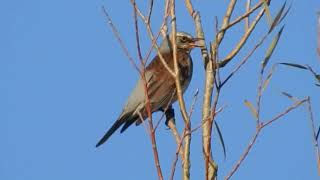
[{"x1": 96, "y1": 32, "x2": 202, "y2": 147}]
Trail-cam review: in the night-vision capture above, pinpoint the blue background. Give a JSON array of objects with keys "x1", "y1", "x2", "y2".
[{"x1": 2, "y1": 0, "x2": 320, "y2": 179}]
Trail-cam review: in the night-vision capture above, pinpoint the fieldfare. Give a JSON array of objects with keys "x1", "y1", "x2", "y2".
[{"x1": 96, "y1": 32, "x2": 202, "y2": 147}]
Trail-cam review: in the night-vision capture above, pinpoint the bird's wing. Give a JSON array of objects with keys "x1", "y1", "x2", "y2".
[
  {"x1": 122, "y1": 69, "x2": 175, "y2": 116},
  {"x1": 122, "y1": 71, "x2": 154, "y2": 115},
  {"x1": 95, "y1": 73, "x2": 153, "y2": 147},
  {"x1": 134, "y1": 69, "x2": 176, "y2": 126},
  {"x1": 148, "y1": 78, "x2": 176, "y2": 111}
]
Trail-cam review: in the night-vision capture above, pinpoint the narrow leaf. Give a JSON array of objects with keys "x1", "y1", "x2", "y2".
[
  {"x1": 279, "y1": 3, "x2": 292, "y2": 25},
  {"x1": 279, "y1": 62, "x2": 308, "y2": 70},
  {"x1": 262, "y1": 26, "x2": 285, "y2": 70},
  {"x1": 244, "y1": 100, "x2": 258, "y2": 120},
  {"x1": 281, "y1": 91, "x2": 298, "y2": 102},
  {"x1": 316, "y1": 125, "x2": 320, "y2": 140},
  {"x1": 269, "y1": 1, "x2": 287, "y2": 33},
  {"x1": 306, "y1": 65, "x2": 320, "y2": 83},
  {"x1": 316, "y1": 84, "x2": 320, "y2": 87},
  {"x1": 263, "y1": 0, "x2": 272, "y2": 27},
  {"x1": 214, "y1": 121, "x2": 227, "y2": 160},
  {"x1": 315, "y1": 74, "x2": 320, "y2": 82},
  {"x1": 262, "y1": 64, "x2": 277, "y2": 92},
  {"x1": 306, "y1": 65, "x2": 318, "y2": 75}
]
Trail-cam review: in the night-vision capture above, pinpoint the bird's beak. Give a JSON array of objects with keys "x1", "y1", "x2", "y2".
[{"x1": 189, "y1": 37, "x2": 205, "y2": 48}]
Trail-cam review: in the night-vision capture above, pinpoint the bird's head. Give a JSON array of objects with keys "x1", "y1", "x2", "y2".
[
  {"x1": 160, "y1": 31, "x2": 203, "y2": 53},
  {"x1": 175, "y1": 32, "x2": 203, "y2": 51}
]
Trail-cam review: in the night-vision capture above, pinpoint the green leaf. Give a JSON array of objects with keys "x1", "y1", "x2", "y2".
[
  {"x1": 279, "y1": 62, "x2": 308, "y2": 70},
  {"x1": 262, "y1": 26, "x2": 285, "y2": 70},
  {"x1": 244, "y1": 100, "x2": 258, "y2": 120},
  {"x1": 263, "y1": 0, "x2": 272, "y2": 27},
  {"x1": 279, "y1": 3, "x2": 292, "y2": 25},
  {"x1": 262, "y1": 64, "x2": 277, "y2": 92},
  {"x1": 214, "y1": 121, "x2": 227, "y2": 160},
  {"x1": 269, "y1": 1, "x2": 287, "y2": 33}
]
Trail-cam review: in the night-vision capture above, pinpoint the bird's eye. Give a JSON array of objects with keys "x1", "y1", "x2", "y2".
[{"x1": 180, "y1": 36, "x2": 188, "y2": 43}]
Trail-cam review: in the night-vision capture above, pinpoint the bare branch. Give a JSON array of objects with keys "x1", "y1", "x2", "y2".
[
  {"x1": 245, "y1": 0, "x2": 251, "y2": 31},
  {"x1": 220, "y1": 33, "x2": 269, "y2": 88},
  {"x1": 222, "y1": 0, "x2": 264, "y2": 31},
  {"x1": 101, "y1": 6, "x2": 140, "y2": 73},
  {"x1": 171, "y1": 1, "x2": 192, "y2": 179},
  {"x1": 219, "y1": 4, "x2": 266, "y2": 67},
  {"x1": 201, "y1": 1, "x2": 238, "y2": 179},
  {"x1": 225, "y1": 98, "x2": 308, "y2": 180},
  {"x1": 131, "y1": 1, "x2": 164, "y2": 179},
  {"x1": 306, "y1": 97, "x2": 320, "y2": 175},
  {"x1": 169, "y1": 129, "x2": 187, "y2": 180},
  {"x1": 131, "y1": 0, "x2": 175, "y2": 76}
]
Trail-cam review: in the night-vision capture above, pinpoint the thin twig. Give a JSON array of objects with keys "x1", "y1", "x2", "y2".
[
  {"x1": 132, "y1": 0, "x2": 175, "y2": 76},
  {"x1": 167, "y1": 115, "x2": 185, "y2": 162},
  {"x1": 191, "y1": 106, "x2": 225, "y2": 134},
  {"x1": 188, "y1": 88, "x2": 200, "y2": 119},
  {"x1": 169, "y1": 129, "x2": 187, "y2": 180},
  {"x1": 101, "y1": 6, "x2": 140, "y2": 73},
  {"x1": 171, "y1": 1, "x2": 192, "y2": 179},
  {"x1": 204, "y1": 1, "x2": 238, "y2": 179},
  {"x1": 132, "y1": 1, "x2": 144, "y2": 66},
  {"x1": 131, "y1": 1, "x2": 164, "y2": 179},
  {"x1": 225, "y1": 98, "x2": 308, "y2": 180},
  {"x1": 214, "y1": 16, "x2": 222, "y2": 87},
  {"x1": 225, "y1": 127, "x2": 260, "y2": 180},
  {"x1": 220, "y1": 33, "x2": 268, "y2": 88},
  {"x1": 221, "y1": 0, "x2": 266, "y2": 31},
  {"x1": 245, "y1": 0, "x2": 251, "y2": 31},
  {"x1": 168, "y1": 89, "x2": 200, "y2": 170},
  {"x1": 306, "y1": 97, "x2": 320, "y2": 175},
  {"x1": 219, "y1": 4, "x2": 267, "y2": 68}
]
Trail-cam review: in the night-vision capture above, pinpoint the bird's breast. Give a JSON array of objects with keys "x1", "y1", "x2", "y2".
[
  {"x1": 178, "y1": 53, "x2": 193, "y2": 92},
  {"x1": 145, "y1": 51, "x2": 193, "y2": 104}
]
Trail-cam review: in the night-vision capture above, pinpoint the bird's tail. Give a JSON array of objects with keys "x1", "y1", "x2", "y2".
[{"x1": 95, "y1": 114, "x2": 130, "y2": 148}]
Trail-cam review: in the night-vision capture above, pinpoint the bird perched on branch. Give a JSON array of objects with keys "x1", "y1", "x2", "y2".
[{"x1": 96, "y1": 31, "x2": 202, "y2": 147}]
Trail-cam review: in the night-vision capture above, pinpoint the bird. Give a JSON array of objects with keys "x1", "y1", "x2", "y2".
[{"x1": 96, "y1": 31, "x2": 202, "y2": 147}]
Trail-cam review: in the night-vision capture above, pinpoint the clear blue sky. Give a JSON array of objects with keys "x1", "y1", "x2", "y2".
[{"x1": 2, "y1": 0, "x2": 320, "y2": 179}]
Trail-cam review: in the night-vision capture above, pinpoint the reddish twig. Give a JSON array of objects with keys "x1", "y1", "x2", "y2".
[
  {"x1": 101, "y1": 6, "x2": 140, "y2": 73},
  {"x1": 225, "y1": 98, "x2": 308, "y2": 180},
  {"x1": 305, "y1": 98, "x2": 320, "y2": 175},
  {"x1": 169, "y1": 129, "x2": 187, "y2": 180},
  {"x1": 131, "y1": 1, "x2": 164, "y2": 179}
]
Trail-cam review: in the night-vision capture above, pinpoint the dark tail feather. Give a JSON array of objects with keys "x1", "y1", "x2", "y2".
[
  {"x1": 120, "y1": 116, "x2": 137, "y2": 133},
  {"x1": 96, "y1": 114, "x2": 130, "y2": 148}
]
